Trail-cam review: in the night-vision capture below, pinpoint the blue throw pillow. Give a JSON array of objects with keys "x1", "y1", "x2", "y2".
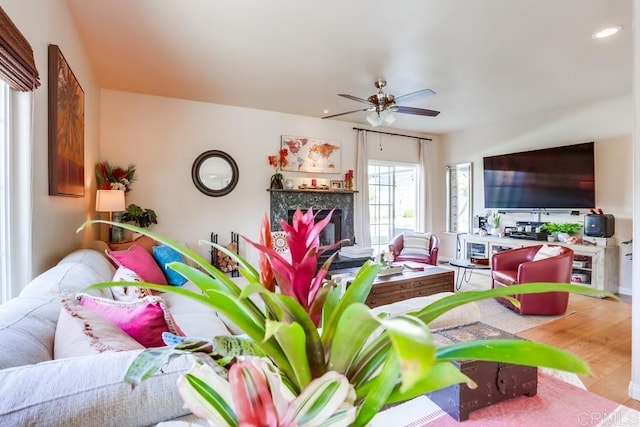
[{"x1": 152, "y1": 245, "x2": 187, "y2": 286}]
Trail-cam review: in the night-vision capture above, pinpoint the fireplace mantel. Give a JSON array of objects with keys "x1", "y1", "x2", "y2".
[
  {"x1": 269, "y1": 189, "x2": 357, "y2": 245},
  {"x1": 267, "y1": 189, "x2": 358, "y2": 194}
]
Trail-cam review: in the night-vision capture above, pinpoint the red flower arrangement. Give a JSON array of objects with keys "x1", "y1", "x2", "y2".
[
  {"x1": 95, "y1": 161, "x2": 137, "y2": 193},
  {"x1": 268, "y1": 149, "x2": 289, "y2": 171},
  {"x1": 268, "y1": 149, "x2": 289, "y2": 189}
]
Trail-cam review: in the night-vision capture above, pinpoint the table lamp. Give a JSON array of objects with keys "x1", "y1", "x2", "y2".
[{"x1": 95, "y1": 189, "x2": 126, "y2": 242}]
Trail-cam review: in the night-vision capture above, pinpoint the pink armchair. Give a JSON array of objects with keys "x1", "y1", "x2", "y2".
[
  {"x1": 388, "y1": 233, "x2": 439, "y2": 266},
  {"x1": 491, "y1": 245, "x2": 574, "y2": 315}
]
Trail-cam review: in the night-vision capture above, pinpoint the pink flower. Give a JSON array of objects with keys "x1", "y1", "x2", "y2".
[{"x1": 244, "y1": 208, "x2": 346, "y2": 325}]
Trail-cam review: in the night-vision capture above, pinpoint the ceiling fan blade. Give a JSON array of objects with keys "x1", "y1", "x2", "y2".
[
  {"x1": 338, "y1": 94, "x2": 374, "y2": 105},
  {"x1": 395, "y1": 105, "x2": 441, "y2": 117},
  {"x1": 394, "y1": 88, "x2": 436, "y2": 103},
  {"x1": 322, "y1": 108, "x2": 370, "y2": 119}
]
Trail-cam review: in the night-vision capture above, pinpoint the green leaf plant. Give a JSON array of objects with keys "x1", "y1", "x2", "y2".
[
  {"x1": 541, "y1": 222, "x2": 583, "y2": 235},
  {"x1": 78, "y1": 211, "x2": 616, "y2": 427}
]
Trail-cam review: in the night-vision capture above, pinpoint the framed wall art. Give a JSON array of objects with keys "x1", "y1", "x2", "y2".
[
  {"x1": 281, "y1": 135, "x2": 341, "y2": 173},
  {"x1": 48, "y1": 44, "x2": 85, "y2": 197}
]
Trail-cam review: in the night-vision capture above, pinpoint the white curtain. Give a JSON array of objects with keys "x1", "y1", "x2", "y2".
[
  {"x1": 354, "y1": 130, "x2": 371, "y2": 247},
  {"x1": 0, "y1": 84, "x2": 33, "y2": 302},
  {"x1": 418, "y1": 138, "x2": 433, "y2": 233}
]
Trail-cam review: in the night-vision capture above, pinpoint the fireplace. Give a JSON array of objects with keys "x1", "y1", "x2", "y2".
[
  {"x1": 269, "y1": 189, "x2": 356, "y2": 247},
  {"x1": 287, "y1": 209, "x2": 342, "y2": 252}
]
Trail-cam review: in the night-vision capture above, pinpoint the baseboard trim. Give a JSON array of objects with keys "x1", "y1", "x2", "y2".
[
  {"x1": 628, "y1": 381, "x2": 640, "y2": 400},
  {"x1": 618, "y1": 286, "x2": 632, "y2": 296}
]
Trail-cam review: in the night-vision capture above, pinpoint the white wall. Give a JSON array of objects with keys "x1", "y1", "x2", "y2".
[
  {"x1": 1, "y1": 0, "x2": 101, "y2": 277},
  {"x1": 99, "y1": 90, "x2": 437, "y2": 266},
  {"x1": 435, "y1": 94, "x2": 633, "y2": 291}
]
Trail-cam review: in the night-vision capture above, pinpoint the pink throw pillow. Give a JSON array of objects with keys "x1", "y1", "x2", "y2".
[
  {"x1": 107, "y1": 244, "x2": 168, "y2": 285},
  {"x1": 54, "y1": 299, "x2": 144, "y2": 359},
  {"x1": 78, "y1": 294, "x2": 183, "y2": 348}
]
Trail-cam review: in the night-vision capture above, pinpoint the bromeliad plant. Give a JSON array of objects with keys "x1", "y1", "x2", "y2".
[{"x1": 80, "y1": 209, "x2": 614, "y2": 427}]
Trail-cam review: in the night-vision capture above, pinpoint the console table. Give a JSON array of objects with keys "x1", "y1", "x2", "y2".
[{"x1": 459, "y1": 234, "x2": 619, "y2": 294}]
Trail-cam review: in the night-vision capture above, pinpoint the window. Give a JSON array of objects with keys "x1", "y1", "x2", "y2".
[
  {"x1": 0, "y1": 82, "x2": 8, "y2": 302},
  {"x1": 368, "y1": 162, "x2": 419, "y2": 255},
  {"x1": 0, "y1": 7, "x2": 39, "y2": 303},
  {"x1": 446, "y1": 162, "x2": 472, "y2": 234},
  {"x1": 0, "y1": 83, "x2": 33, "y2": 303}
]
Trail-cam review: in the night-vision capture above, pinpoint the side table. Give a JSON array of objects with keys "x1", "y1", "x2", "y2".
[{"x1": 448, "y1": 259, "x2": 491, "y2": 290}]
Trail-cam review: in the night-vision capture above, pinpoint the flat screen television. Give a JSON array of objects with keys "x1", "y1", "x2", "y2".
[{"x1": 483, "y1": 142, "x2": 595, "y2": 209}]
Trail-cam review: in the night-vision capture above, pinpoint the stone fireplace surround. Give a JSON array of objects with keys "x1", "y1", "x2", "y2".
[{"x1": 268, "y1": 189, "x2": 356, "y2": 247}]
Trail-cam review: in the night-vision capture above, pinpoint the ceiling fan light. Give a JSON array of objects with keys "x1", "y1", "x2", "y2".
[
  {"x1": 382, "y1": 110, "x2": 396, "y2": 125},
  {"x1": 592, "y1": 26, "x2": 622, "y2": 39},
  {"x1": 366, "y1": 111, "x2": 383, "y2": 127}
]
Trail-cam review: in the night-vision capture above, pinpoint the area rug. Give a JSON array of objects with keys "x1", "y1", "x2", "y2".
[
  {"x1": 371, "y1": 372, "x2": 639, "y2": 427},
  {"x1": 473, "y1": 297, "x2": 576, "y2": 334}
]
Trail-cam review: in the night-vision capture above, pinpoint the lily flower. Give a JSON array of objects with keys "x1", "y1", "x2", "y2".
[{"x1": 179, "y1": 358, "x2": 355, "y2": 427}]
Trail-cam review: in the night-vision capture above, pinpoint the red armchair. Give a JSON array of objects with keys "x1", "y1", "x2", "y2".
[
  {"x1": 491, "y1": 245, "x2": 574, "y2": 315},
  {"x1": 388, "y1": 233, "x2": 439, "y2": 266}
]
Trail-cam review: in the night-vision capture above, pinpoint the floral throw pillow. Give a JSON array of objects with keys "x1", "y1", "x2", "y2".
[{"x1": 110, "y1": 266, "x2": 152, "y2": 301}]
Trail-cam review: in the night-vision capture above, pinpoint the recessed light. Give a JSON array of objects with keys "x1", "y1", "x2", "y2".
[
  {"x1": 322, "y1": 109, "x2": 330, "y2": 114},
  {"x1": 592, "y1": 26, "x2": 622, "y2": 39}
]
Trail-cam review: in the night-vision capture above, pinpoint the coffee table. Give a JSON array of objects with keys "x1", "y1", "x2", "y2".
[
  {"x1": 327, "y1": 264, "x2": 454, "y2": 308},
  {"x1": 448, "y1": 259, "x2": 491, "y2": 291}
]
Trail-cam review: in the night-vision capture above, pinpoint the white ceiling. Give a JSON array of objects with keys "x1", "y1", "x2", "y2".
[{"x1": 65, "y1": 0, "x2": 632, "y2": 135}]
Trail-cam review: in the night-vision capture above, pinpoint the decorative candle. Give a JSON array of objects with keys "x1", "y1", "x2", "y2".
[{"x1": 311, "y1": 178, "x2": 317, "y2": 186}]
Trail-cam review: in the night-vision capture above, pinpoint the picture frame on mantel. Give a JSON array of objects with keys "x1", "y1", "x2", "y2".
[
  {"x1": 281, "y1": 135, "x2": 341, "y2": 173},
  {"x1": 330, "y1": 180, "x2": 344, "y2": 190},
  {"x1": 48, "y1": 44, "x2": 85, "y2": 197}
]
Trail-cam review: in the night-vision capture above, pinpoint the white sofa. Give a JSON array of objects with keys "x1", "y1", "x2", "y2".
[{"x1": 0, "y1": 248, "x2": 480, "y2": 426}]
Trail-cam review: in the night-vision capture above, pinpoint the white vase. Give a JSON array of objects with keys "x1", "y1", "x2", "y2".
[
  {"x1": 284, "y1": 179, "x2": 294, "y2": 190},
  {"x1": 490, "y1": 227, "x2": 501, "y2": 236}
]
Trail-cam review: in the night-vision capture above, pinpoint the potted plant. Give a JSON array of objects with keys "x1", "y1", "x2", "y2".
[
  {"x1": 268, "y1": 149, "x2": 288, "y2": 189},
  {"x1": 541, "y1": 222, "x2": 583, "y2": 242},
  {"x1": 80, "y1": 211, "x2": 612, "y2": 426},
  {"x1": 488, "y1": 211, "x2": 501, "y2": 235},
  {"x1": 121, "y1": 204, "x2": 158, "y2": 233}
]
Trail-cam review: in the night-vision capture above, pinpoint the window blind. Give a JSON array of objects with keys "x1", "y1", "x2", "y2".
[{"x1": 0, "y1": 7, "x2": 40, "y2": 91}]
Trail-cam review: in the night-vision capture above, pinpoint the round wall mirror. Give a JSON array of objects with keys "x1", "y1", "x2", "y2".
[{"x1": 191, "y1": 150, "x2": 239, "y2": 197}]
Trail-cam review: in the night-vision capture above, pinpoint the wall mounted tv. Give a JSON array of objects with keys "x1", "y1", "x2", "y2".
[{"x1": 483, "y1": 142, "x2": 595, "y2": 209}]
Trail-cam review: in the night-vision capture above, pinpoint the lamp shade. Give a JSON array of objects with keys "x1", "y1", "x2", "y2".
[{"x1": 95, "y1": 190, "x2": 125, "y2": 212}]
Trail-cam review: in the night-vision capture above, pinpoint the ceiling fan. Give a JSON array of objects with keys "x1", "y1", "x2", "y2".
[{"x1": 322, "y1": 79, "x2": 440, "y2": 127}]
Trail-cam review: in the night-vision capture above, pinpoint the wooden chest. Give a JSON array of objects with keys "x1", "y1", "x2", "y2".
[{"x1": 427, "y1": 322, "x2": 538, "y2": 421}]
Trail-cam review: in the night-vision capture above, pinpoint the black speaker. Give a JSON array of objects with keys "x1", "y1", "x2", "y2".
[{"x1": 584, "y1": 214, "x2": 615, "y2": 237}]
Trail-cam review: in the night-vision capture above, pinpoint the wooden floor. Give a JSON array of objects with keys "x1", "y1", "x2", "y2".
[
  {"x1": 517, "y1": 293, "x2": 638, "y2": 409},
  {"x1": 454, "y1": 268, "x2": 638, "y2": 409}
]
